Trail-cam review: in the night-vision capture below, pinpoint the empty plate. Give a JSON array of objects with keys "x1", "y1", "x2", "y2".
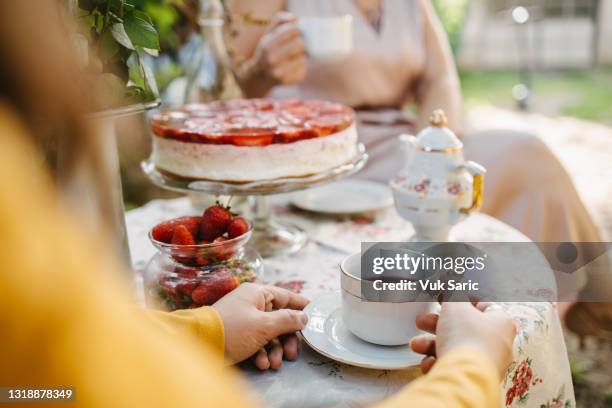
[
  {"x1": 291, "y1": 180, "x2": 393, "y2": 214},
  {"x1": 301, "y1": 292, "x2": 422, "y2": 370}
]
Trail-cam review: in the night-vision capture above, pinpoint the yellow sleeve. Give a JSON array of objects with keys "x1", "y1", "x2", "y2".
[
  {"x1": 144, "y1": 307, "x2": 225, "y2": 357},
  {"x1": 375, "y1": 348, "x2": 501, "y2": 408},
  {"x1": 0, "y1": 105, "x2": 258, "y2": 408}
]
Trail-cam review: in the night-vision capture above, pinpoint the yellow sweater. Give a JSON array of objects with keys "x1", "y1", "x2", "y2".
[{"x1": 0, "y1": 104, "x2": 500, "y2": 408}]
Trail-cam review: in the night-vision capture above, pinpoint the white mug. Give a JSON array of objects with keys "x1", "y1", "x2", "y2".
[
  {"x1": 340, "y1": 252, "x2": 436, "y2": 346},
  {"x1": 299, "y1": 15, "x2": 353, "y2": 59}
]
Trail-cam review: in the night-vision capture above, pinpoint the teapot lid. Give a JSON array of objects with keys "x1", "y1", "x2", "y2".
[{"x1": 415, "y1": 110, "x2": 463, "y2": 151}]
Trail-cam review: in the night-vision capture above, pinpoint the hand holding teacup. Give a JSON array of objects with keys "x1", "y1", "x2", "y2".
[
  {"x1": 261, "y1": 13, "x2": 308, "y2": 84},
  {"x1": 237, "y1": 12, "x2": 352, "y2": 96},
  {"x1": 410, "y1": 302, "x2": 517, "y2": 377},
  {"x1": 243, "y1": 12, "x2": 307, "y2": 90}
]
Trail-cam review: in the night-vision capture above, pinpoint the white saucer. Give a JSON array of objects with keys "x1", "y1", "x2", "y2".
[
  {"x1": 301, "y1": 292, "x2": 422, "y2": 370},
  {"x1": 290, "y1": 180, "x2": 393, "y2": 215}
]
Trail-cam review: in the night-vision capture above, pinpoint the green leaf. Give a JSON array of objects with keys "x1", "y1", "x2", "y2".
[
  {"x1": 142, "y1": 47, "x2": 159, "y2": 56},
  {"x1": 127, "y1": 52, "x2": 145, "y2": 88},
  {"x1": 110, "y1": 23, "x2": 134, "y2": 49},
  {"x1": 123, "y1": 9, "x2": 160, "y2": 50},
  {"x1": 133, "y1": 9, "x2": 153, "y2": 25},
  {"x1": 127, "y1": 49, "x2": 159, "y2": 99},
  {"x1": 136, "y1": 48, "x2": 159, "y2": 97}
]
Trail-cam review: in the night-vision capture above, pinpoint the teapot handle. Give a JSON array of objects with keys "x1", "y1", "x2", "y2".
[{"x1": 458, "y1": 161, "x2": 486, "y2": 215}]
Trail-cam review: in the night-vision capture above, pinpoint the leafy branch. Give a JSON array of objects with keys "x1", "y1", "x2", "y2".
[{"x1": 72, "y1": 0, "x2": 161, "y2": 108}]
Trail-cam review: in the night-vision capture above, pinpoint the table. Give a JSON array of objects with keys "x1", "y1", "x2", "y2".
[{"x1": 127, "y1": 196, "x2": 575, "y2": 408}]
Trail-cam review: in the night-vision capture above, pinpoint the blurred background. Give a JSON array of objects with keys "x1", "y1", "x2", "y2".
[{"x1": 114, "y1": 1, "x2": 612, "y2": 405}]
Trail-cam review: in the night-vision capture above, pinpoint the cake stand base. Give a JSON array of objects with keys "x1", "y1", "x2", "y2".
[{"x1": 248, "y1": 196, "x2": 307, "y2": 257}]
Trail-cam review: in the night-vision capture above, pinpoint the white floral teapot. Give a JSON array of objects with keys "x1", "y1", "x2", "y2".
[{"x1": 390, "y1": 109, "x2": 486, "y2": 241}]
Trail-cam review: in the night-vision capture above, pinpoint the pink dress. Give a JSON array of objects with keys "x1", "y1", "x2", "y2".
[
  {"x1": 269, "y1": 0, "x2": 611, "y2": 296},
  {"x1": 270, "y1": 0, "x2": 603, "y2": 252}
]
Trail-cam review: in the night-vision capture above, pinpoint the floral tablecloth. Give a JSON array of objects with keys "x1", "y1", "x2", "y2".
[{"x1": 126, "y1": 195, "x2": 575, "y2": 408}]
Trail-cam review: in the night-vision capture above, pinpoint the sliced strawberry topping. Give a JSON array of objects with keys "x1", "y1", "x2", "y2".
[
  {"x1": 151, "y1": 98, "x2": 354, "y2": 146},
  {"x1": 231, "y1": 134, "x2": 275, "y2": 146}
]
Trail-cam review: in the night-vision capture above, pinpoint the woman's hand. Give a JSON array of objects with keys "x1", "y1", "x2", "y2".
[
  {"x1": 236, "y1": 12, "x2": 307, "y2": 97},
  {"x1": 212, "y1": 283, "x2": 309, "y2": 370},
  {"x1": 410, "y1": 302, "x2": 517, "y2": 377}
]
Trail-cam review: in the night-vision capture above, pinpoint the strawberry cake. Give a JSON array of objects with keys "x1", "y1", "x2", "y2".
[{"x1": 150, "y1": 99, "x2": 358, "y2": 182}]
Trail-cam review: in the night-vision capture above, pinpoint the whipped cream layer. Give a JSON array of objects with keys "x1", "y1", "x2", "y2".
[{"x1": 152, "y1": 123, "x2": 358, "y2": 181}]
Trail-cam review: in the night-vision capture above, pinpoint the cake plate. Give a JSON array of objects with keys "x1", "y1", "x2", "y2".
[{"x1": 141, "y1": 144, "x2": 368, "y2": 257}]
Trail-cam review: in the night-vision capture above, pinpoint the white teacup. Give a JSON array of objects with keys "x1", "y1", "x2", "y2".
[
  {"x1": 340, "y1": 252, "x2": 435, "y2": 346},
  {"x1": 299, "y1": 15, "x2": 353, "y2": 59}
]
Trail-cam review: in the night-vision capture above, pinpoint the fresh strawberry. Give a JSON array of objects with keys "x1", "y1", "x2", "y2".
[
  {"x1": 176, "y1": 278, "x2": 199, "y2": 295},
  {"x1": 177, "y1": 216, "x2": 202, "y2": 237},
  {"x1": 191, "y1": 271, "x2": 240, "y2": 305},
  {"x1": 171, "y1": 225, "x2": 196, "y2": 264},
  {"x1": 152, "y1": 216, "x2": 201, "y2": 243},
  {"x1": 152, "y1": 221, "x2": 175, "y2": 243},
  {"x1": 227, "y1": 217, "x2": 249, "y2": 238},
  {"x1": 191, "y1": 284, "x2": 211, "y2": 305},
  {"x1": 213, "y1": 236, "x2": 228, "y2": 243},
  {"x1": 200, "y1": 203, "x2": 233, "y2": 241},
  {"x1": 171, "y1": 225, "x2": 195, "y2": 245}
]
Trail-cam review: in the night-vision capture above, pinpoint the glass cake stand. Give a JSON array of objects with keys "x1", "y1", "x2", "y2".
[{"x1": 141, "y1": 144, "x2": 368, "y2": 257}]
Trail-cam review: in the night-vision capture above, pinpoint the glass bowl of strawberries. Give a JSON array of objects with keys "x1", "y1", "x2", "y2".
[{"x1": 143, "y1": 203, "x2": 263, "y2": 311}]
